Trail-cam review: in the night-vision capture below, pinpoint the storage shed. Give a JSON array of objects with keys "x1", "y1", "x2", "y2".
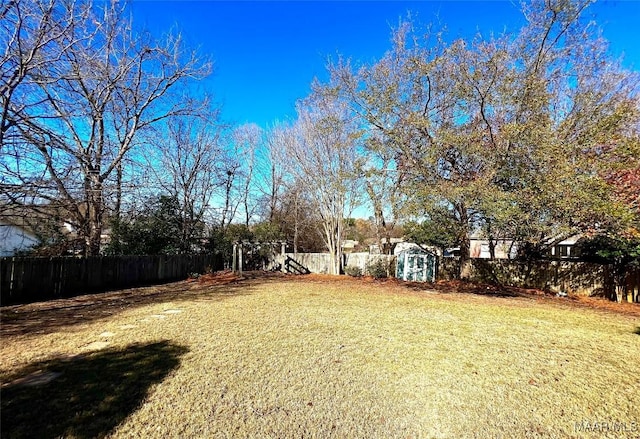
[{"x1": 396, "y1": 247, "x2": 436, "y2": 282}]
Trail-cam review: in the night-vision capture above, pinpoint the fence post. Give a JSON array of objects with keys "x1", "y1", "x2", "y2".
[
  {"x1": 10, "y1": 257, "x2": 16, "y2": 300},
  {"x1": 232, "y1": 243, "x2": 237, "y2": 272}
]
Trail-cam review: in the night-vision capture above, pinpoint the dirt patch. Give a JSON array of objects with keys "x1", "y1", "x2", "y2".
[
  {"x1": 571, "y1": 294, "x2": 640, "y2": 317},
  {"x1": 287, "y1": 273, "x2": 350, "y2": 283},
  {"x1": 430, "y1": 279, "x2": 548, "y2": 296},
  {"x1": 188, "y1": 270, "x2": 240, "y2": 286},
  {"x1": 82, "y1": 341, "x2": 110, "y2": 351},
  {"x1": 189, "y1": 270, "x2": 285, "y2": 287}
]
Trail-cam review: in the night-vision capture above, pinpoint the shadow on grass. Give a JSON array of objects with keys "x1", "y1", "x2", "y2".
[
  {"x1": 0, "y1": 272, "x2": 286, "y2": 337},
  {"x1": 1, "y1": 341, "x2": 187, "y2": 439}
]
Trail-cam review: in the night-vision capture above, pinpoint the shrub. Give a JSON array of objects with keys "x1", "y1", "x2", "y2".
[
  {"x1": 345, "y1": 266, "x2": 362, "y2": 277},
  {"x1": 367, "y1": 259, "x2": 389, "y2": 279}
]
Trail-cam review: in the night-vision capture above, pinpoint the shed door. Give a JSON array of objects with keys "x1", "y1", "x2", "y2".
[{"x1": 403, "y1": 253, "x2": 434, "y2": 282}]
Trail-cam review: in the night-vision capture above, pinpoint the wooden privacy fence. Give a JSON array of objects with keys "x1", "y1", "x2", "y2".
[
  {"x1": 467, "y1": 259, "x2": 639, "y2": 302},
  {"x1": 275, "y1": 253, "x2": 333, "y2": 274},
  {"x1": 0, "y1": 254, "x2": 222, "y2": 305},
  {"x1": 623, "y1": 268, "x2": 640, "y2": 303},
  {"x1": 344, "y1": 253, "x2": 396, "y2": 276},
  {"x1": 273, "y1": 252, "x2": 396, "y2": 276}
]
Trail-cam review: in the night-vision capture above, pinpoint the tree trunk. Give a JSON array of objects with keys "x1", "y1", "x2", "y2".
[
  {"x1": 487, "y1": 220, "x2": 496, "y2": 260},
  {"x1": 86, "y1": 204, "x2": 103, "y2": 256},
  {"x1": 86, "y1": 174, "x2": 103, "y2": 257},
  {"x1": 613, "y1": 262, "x2": 626, "y2": 303},
  {"x1": 459, "y1": 233, "x2": 472, "y2": 280},
  {"x1": 293, "y1": 190, "x2": 300, "y2": 255},
  {"x1": 115, "y1": 161, "x2": 122, "y2": 221},
  {"x1": 366, "y1": 181, "x2": 387, "y2": 255},
  {"x1": 323, "y1": 218, "x2": 342, "y2": 275},
  {"x1": 88, "y1": 221, "x2": 102, "y2": 256},
  {"x1": 456, "y1": 203, "x2": 472, "y2": 280},
  {"x1": 336, "y1": 219, "x2": 343, "y2": 275}
]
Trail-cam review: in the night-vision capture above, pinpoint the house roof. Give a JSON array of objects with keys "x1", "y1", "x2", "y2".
[
  {"x1": 0, "y1": 220, "x2": 37, "y2": 238},
  {"x1": 0, "y1": 201, "x2": 82, "y2": 238}
]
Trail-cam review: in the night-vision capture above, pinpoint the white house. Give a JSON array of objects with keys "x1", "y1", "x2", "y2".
[
  {"x1": 0, "y1": 222, "x2": 38, "y2": 256},
  {"x1": 469, "y1": 238, "x2": 518, "y2": 259},
  {"x1": 547, "y1": 235, "x2": 582, "y2": 259}
]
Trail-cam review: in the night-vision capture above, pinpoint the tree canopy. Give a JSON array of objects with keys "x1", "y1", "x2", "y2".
[{"x1": 320, "y1": 0, "x2": 639, "y2": 276}]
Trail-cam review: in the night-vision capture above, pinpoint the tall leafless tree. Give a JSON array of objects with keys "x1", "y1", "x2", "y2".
[
  {"x1": 255, "y1": 123, "x2": 286, "y2": 223},
  {"x1": 214, "y1": 125, "x2": 259, "y2": 231},
  {"x1": 143, "y1": 109, "x2": 224, "y2": 252},
  {"x1": 0, "y1": 0, "x2": 211, "y2": 255},
  {"x1": 1, "y1": 0, "x2": 83, "y2": 147},
  {"x1": 232, "y1": 123, "x2": 260, "y2": 226},
  {"x1": 284, "y1": 91, "x2": 363, "y2": 274}
]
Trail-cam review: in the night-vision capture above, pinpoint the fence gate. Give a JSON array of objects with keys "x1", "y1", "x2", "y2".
[{"x1": 396, "y1": 248, "x2": 436, "y2": 282}]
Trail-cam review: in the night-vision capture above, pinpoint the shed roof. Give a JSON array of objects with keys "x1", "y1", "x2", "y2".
[{"x1": 397, "y1": 246, "x2": 435, "y2": 256}]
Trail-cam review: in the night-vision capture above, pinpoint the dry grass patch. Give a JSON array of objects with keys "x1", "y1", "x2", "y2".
[{"x1": 1, "y1": 274, "x2": 639, "y2": 438}]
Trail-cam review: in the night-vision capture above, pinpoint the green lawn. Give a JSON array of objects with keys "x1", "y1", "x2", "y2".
[{"x1": 1, "y1": 273, "x2": 639, "y2": 438}]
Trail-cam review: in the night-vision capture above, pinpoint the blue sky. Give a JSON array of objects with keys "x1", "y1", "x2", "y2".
[{"x1": 130, "y1": 0, "x2": 640, "y2": 128}]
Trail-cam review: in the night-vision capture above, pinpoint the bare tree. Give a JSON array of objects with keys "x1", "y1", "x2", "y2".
[
  {"x1": 256, "y1": 122, "x2": 322, "y2": 254},
  {"x1": 1, "y1": 0, "x2": 83, "y2": 147},
  {"x1": 0, "y1": 0, "x2": 211, "y2": 255},
  {"x1": 279, "y1": 185, "x2": 324, "y2": 254},
  {"x1": 284, "y1": 92, "x2": 363, "y2": 274},
  {"x1": 214, "y1": 124, "x2": 260, "y2": 231},
  {"x1": 255, "y1": 123, "x2": 287, "y2": 223},
  {"x1": 143, "y1": 109, "x2": 224, "y2": 252},
  {"x1": 217, "y1": 163, "x2": 240, "y2": 231},
  {"x1": 232, "y1": 123, "x2": 261, "y2": 226}
]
